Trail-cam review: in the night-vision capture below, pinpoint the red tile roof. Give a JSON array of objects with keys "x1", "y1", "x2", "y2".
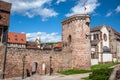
[
  {"x1": 8, "y1": 32, "x2": 26, "y2": 44},
  {"x1": 26, "y1": 41, "x2": 38, "y2": 49},
  {"x1": 53, "y1": 42, "x2": 63, "y2": 48}
]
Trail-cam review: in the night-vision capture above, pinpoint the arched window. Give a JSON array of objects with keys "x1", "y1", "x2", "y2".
[
  {"x1": 103, "y1": 33, "x2": 107, "y2": 41},
  {"x1": 103, "y1": 46, "x2": 110, "y2": 52},
  {"x1": 68, "y1": 35, "x2": 72, "y2": 44}
]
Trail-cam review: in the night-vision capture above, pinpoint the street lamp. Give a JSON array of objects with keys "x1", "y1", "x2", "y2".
[{"x1": 22, "y1": 54, "x2": 26, "y2": 79}]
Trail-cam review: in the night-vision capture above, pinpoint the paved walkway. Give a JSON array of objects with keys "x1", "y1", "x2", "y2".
[{"x1": 23, "y1": 73, "x2": 90, "y2": 80}]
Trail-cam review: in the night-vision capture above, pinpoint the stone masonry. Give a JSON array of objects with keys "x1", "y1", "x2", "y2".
[
  {"x1": 4, "y1": 48, "x2": 72, "y2": 78},
  {"x1": 62, "y1": 14, "x2": 91, "y2": 69},
  {"x1": 0, "y1": 14, "x2": 91, "y2": 78}
]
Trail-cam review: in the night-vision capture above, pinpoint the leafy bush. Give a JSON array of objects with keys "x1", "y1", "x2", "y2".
[
  {"x1": 59, "y1": 62, "x2": 119, "y2": 76},
  {"x1": 89, "y1": 68, "x2": 113, "y2": 80}
]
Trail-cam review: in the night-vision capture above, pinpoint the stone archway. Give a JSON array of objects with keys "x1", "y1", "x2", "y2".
[
  {"x1": 32, "y1": 62, "x2": 38, "y2": 75},
  {"x1": 42, "y1": 62, "x2": 46, "y2": 75}
]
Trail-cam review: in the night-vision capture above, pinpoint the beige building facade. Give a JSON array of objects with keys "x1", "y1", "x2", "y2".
[{"x1": 90, "y1": 25, "x2": 120, "y2": 65}]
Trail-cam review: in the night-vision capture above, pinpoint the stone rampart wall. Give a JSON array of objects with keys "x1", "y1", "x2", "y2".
[{"x1": 4, "y1": 48, "x2": 72, "y2": 78}]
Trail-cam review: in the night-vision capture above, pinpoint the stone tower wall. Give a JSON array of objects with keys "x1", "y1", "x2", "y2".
[{"x1": 62, "y1": 14, "x2": 91, "y2": 69}]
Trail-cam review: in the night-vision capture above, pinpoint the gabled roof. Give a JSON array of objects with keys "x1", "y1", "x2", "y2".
[
  {"x1": 8, "y1": 32, "x2": 26, "y2": 44},
  {"x1": 90, "y1": 25, "x2": 111, "y2": 32},
  {"x1": 53, "y1": 42, "x2": 62, "y2": 48},
  {"x1": 91, "y1": 25, "x2": 120, "y2": 40},
  {"x1": 90, "y1": 26, "x2": 103, "y2": 32},
  {"x1": 108, "y1": 27, "x2": 120, "y2": 40},
  {"x1": 113, "y1": 30, "x2": 120, "y2": 40}
]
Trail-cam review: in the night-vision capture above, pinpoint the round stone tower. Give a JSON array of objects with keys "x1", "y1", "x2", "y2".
[{"x1": 62, "y1": 14, "x2": 91, "y2": 70}]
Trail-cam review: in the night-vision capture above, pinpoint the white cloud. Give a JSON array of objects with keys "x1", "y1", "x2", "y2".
[
  {"x1": 56, "y1": 0, "x2": 66, "y2": 4},
  {"x1": 3, "y1": 0, "x2": 58, "y2": 21},
  {"x1": 106, "y1": 12, "x2": 112, "y2": 17},
  {"x1": 115, "y1": 5, "x2": 120, "y2": 13},
  {"x1": 66, "y1": 0, "x2": 100, "y2": 17},
  {"x1": 26, "y1": 32, "x2": 61, "y2": 43}
]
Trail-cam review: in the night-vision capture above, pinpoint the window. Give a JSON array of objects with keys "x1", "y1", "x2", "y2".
[
  {"x1": 91, "y1": 52, "x2": 98, "y2": 59},
  {"x1": 93, "y1": 34, "x2": 99, "y2": 40},
  {"x1": 68, "y1": 35, "x2": 72, "y2": 44},
  {"x1": 15, "y1": 35, "x2": 17, "y2": 37},
  {"x1": 96, "y1": 34, "x2": 99, "y2": 40},
  {"x1": 93, "y1": 34, "x2": 96, "y2": 40},
  {"x1": 103, "y1": 33, "x2": 107, "y2": 41},
  {"x1": 21, "y1": 39, "x2": 24, "y2": 41},
  {"x1": 22, "y1": 45, "x2": 25, "y2": 48},
  {"x1": 10, "y1": 44, "x2": 13, "y2": 47},
  {"x1": 15, "y1": 38, "x2": 18, "y2": 41},
  {"x1": 8, "y1": 37, "x2": 10, "y2": 40}
]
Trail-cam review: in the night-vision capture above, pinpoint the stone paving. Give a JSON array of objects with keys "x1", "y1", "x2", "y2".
[
  {"x1": 4, "y1": 73, "x2": 90, "y2": 80},
  {"x1": 23, "y1": 73, "x2": 90, "y2": 80}
]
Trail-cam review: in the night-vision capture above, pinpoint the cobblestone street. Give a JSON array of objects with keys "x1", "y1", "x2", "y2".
[{"x1": 23, "y1": 73, "x2": 90, "y2": 80}]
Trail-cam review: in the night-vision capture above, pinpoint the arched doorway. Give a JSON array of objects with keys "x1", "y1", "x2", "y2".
[
  {"x1": 32, "y1": 62, "x2": 38, "y2": 75},
  {"x1": 42, "y1": 62, "x2": 46, "y2": 75}
]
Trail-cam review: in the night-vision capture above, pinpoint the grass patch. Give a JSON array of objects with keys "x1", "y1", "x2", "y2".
[
  {"x1": 82, "y1": 77, "x2": 92, "y2": 80},
  {"x1": 83, "y1": 62, "x2": 120, "y2": 80},
  {"x1": 59, "y1": 69, "x2": 91, "y2": 75},
  {"x1": 91, "y1": 62, "x2": 120, "y2": 70},
  {"x1": 59, "y1": 62, "x2": 120, "y2": 75}
]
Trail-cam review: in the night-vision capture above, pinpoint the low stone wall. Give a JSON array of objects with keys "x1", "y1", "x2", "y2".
[
  {"x1": 109, "y1": 64, "x2": 120, "y2": 80},
  {"x1": 4, "y1": 48, "x2": 72, "y2": 78},
  {"x1": 0, "y1": 45, "x2": 4, "y2": 71}
]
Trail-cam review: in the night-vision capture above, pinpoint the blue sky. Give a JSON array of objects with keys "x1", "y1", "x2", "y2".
[{"x1": 3, "y1": 0, "x2": 120, "y2": 42}]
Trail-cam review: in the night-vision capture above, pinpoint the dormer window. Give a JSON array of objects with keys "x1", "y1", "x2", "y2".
[
  {"x1": 15, "y1": 35, "x2": 17, "y2": 37},
  {"x1": 21, "y1": 39, "x2": 24, "y2": 41},
  {"x1": 8, "y1": 37, "x2": 10, "y2": 40},
  {"x1": 15, "y1": 38, "x2": 18, "y2": 41}
]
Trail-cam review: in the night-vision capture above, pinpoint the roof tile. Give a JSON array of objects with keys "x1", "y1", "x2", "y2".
[{"x1": 8, "y1": 32, "x2": 26, "y2": 44}]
